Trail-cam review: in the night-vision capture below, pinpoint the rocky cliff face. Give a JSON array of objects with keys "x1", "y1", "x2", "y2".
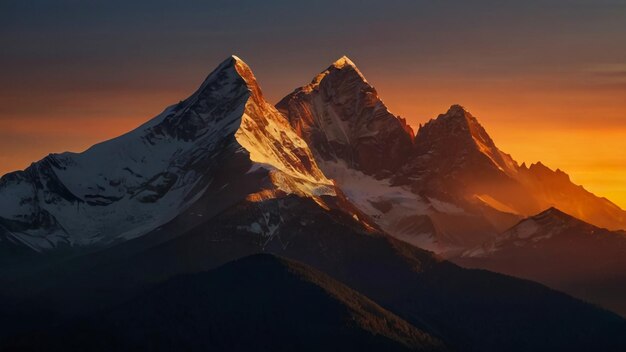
[
  {"x1": 277, "y1": 56, "x2": 414, "y2": 178},
  {"x1": 395, "y1": 105, "x2": 541, "y2": 237},
  {"x1": 399, "y1": 104, "x2": 519, "y2": 188}
]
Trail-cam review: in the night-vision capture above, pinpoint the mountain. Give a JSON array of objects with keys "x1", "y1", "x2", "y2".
[
  {"x1": 277, "y1": 56, "x2": 414, "y2": 178},
  {"x1": 394, "y1": 105, "x2": 533, "y2": 249},
  {"x1": 456, "y1": 207, "x2": 626, "y2": 317},
  {"x1": 1, "y1": 56, "x2": 626, "y2": 351},
  {"x1": 403, "y1": 104, "x2": 520, "y2": 184},
  {"x1": 278, "y1": 57, "x2": 626, "y2": 253},
  {"x1": 277, "y1": 60, "x2": 511, "y2": 253},
  {"x1": 0, "y1": 55, "x2": 334, "y2": 257},
  {"x1": 3, "y1": 193, "x2": 626, "y2": 352},
  {"x1": 517, "y1": 162, "x2": 626, "y2": 231},
  {"x1": 2, "y1": 254, "x2": 446, "y2": 352},
  {"x1": 404, "y1": 107, "x2": 626, "y2": 233}
]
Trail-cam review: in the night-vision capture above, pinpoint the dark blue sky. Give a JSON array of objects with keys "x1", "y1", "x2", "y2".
[{"x1": 2, "y1": 0, "x2": 625, "y2": 101}]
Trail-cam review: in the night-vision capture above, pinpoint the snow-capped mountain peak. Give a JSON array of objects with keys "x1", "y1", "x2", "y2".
[
  {"x1": 332, "y1": 55, "x2": 357, "y2": 68},
  {"x1": 329, "y1": 55, "x2": 365, "y2": 79},
  {"x1": 463, "y1": 206, "x2": 608, "y2": 258},
  {"x1": 229, "y1": 57, "x2": 335, "y2": 197},
  {"x1": 0, "y1": 55, "x2": 333, "y2": 252}
]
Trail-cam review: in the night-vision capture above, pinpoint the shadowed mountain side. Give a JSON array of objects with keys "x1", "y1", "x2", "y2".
[
  {"x1": 2, "y1": 196, "x2": 625, "y2": 352},
  {"x1": 516, "y1": 162, "x2": 626, "y2": 231},
  {"x1": 456, "y1": 207, "x2": 626, "y2": 317},
  {"x1": 0, "y1": 55, "x2": 334, "y2": 255},
  {"x1": 2, "y1": 254, "x2": 446, "y2": 352},
  {"x1": 0, "y1": 55, "x2": 625, "y2": 352},
  {"x1": 278, "y1": 57, "x2": 626, "y2": 252}
]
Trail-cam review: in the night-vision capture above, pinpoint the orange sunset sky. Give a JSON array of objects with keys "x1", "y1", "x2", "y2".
[{"x1": 2, "y1": 1, "x2": 625, "y2": 208}]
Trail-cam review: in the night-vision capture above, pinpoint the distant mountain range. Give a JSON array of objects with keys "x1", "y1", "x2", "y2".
[
  {"x1": 278, "y1": 56, "x2": 626, "y2": 253},
  {"x1": 456, "y1": 207, "x2": 626, "y2": 317},
  {"x1": 1, "y1": 56, "x2": 625, "y2": 351}
]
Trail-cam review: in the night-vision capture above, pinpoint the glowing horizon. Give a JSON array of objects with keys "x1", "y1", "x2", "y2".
[
  {"x1": 2, "y1": 67, "x2": 625, "y2": 210},
  {"x1": 2, "y1": 1, "x2": 625, "y2": 209}
]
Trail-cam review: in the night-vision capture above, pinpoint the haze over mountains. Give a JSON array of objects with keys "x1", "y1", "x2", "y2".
[
  {"x1": 1, "y1": 55, "x2": 625, "y2": 351},
  {"x1": 5, "y1": 254, "x2": 447, "y2": 352},
  {"x1": 279, "y1": 56, "x2": 626, "y2": 253},
  {"x1": 457, "y1": 207, "x2": 626, "y2": 317}
]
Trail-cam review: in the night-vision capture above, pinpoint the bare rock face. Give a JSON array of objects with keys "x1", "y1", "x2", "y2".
[
  {"x1": 398, "y1": 105, "x2": 538, "y2": 216},
  {"x1": 407, "y1": 104, "x2": 519, "y2": 183},
  {"x1": 277, "y1": 56, "x2": 414, "y2": 178},
  {"x1": 398, "y1": 104, "x2": 626, "y2": 239}
]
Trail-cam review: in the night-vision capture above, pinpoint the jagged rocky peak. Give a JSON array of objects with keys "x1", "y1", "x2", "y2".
[
  {"x1": 169, "y1": 55, "x2": 266, "y2": 126},
  {"x1": 229, "y1": 55, "x2": 267, "y2": 106},
  {"x1": 298, "y1": 55, "x2": 368, "y2": 93},
  {"x1": 420, "y1": 104, "x2": 492, "y2": 145},
  {"x1": 445, "y1": 104, "x2": 471, "y2": 118},
  {"x1": 414, "y1": 104, "x2": 519, "y2": 177},
  {"x1": 521, "y1": 161, "x2": 573, "y2": 184},
  {"x1": 533, "y1": 206, "x2": 577, "y2": 222},
  {"x1": 515, "y1": 158, "x2": 626, "y2": 231},
  {"x1": 332, "y1": 55, "x2": 358, "y2": 68},
  {"x1": 140, "y1": 54, "x2": 335, "y2": 197},
  {"x1": 326, "y1": 55, "x2": 366, "y2": 82},
  {"x1": 277, "y1": 56, "x2": 415, "y2": 176},
  {"x1": 528, "y1": 161, "x2": 550, "y2": 172}
]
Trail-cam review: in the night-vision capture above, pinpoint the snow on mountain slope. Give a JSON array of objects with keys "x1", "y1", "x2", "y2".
[
  {"x1": 279, "y1": 58, "x2": 626, "y2": 252},
  {"x1": 0, "y1": 56, "x2": 333, "y2": 252},
  {"x1": 277, "y1": 56, "x2": 414, "y2": 177},
  {"x1": 463, "y1": 207, "x2": 626, "y2": 259},
  {"x1": 463, "y1": 207, "x2": 582, "y2": 257},
  {"x1": 278, "y1": 59, "x2": 521, "y2": 252},
  {"x1": 231, "y1": 57, "x2": 334, "y2": 198},
  {"x1": 457, "y1": 207, "x2": 626, "y2": 317},
  {"x1": 320, "y1": 160, "x2": 471, "y2": 253}
]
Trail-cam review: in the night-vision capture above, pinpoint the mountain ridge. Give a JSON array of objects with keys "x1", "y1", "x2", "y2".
[
  {"x1": 5, "y1": 193, "x2": 625, "y2": 352},
  {"x1": 0, "y1": 55, "x2": 336, "y2": 253},
  {"x1": 278, "y1": 56, "x2": 626, "y2": 255},
  {"x1": 277, "y1": 56, "x2": 415, "y2": 177},
  {"x1": 2, "y1": 254, "x2": 447, "y2": 352},
  {"x1": 457, "y1": 205, "x2": 626, "y2": 317},
  {"x1": 1, "y1": 55, "x2": 625, "y2": 351}
]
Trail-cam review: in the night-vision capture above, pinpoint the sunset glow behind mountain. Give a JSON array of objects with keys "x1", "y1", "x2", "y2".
[{"x1": 2, "y1": 0, "x2": 625, "y2": 208}]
